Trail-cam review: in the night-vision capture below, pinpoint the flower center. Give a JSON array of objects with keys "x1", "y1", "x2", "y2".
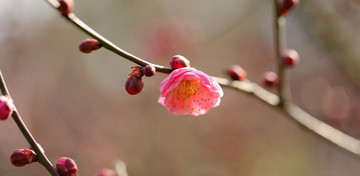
[{"x1": 176, "y1": 79, "x2": 200, "y2": 96}]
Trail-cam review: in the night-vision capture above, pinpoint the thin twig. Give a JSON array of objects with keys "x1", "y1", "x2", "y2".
[
  {"x1": 0, "y1": 71, "x2": 59, "y2": 176},
  {"x1": 45, "y1": 0, "x2": 172, "y2": 74},
  {"x1": 114, "y1": 160, "x2": 129, "y2": 176},
  {"x1": 66, "y1": 13, "x2": 173, "y2": 74}
]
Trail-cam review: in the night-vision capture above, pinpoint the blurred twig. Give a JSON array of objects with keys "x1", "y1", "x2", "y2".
[
  {"x1": 298, "y1": 0, "x2": 360, "y2": 86},
  {"x1": 115, "y1": 160, "x2": 129, "y2": 176},
  {"x1": 0, "y1": 71, "x2": 59, "y2": 176}
]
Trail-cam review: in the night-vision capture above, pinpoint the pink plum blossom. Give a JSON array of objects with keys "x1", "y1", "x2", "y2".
[{"x1": 158, "y1": 67, "x2": 223, "y2": 116}]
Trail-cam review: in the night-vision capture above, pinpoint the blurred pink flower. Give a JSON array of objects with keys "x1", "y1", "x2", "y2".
[
  {"x1": 158, "y1": 68, "x2": 223, "y2": 116},
  {"x1": 140, "y1": 19, "x2": 204, "y2": 59}
]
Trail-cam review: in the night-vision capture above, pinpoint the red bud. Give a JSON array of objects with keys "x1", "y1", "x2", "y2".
[
  {"x1": 262, "y1": 71, "x2": 279, "y2": 88},
  {"x1": 226, "y1": 65, "x2": 247, "y2": 81},
  {"x1": 142, "y1": 65, "x2": 156, "y2": 77},
  {"x1": 56, "y1": 157, "x2": 78, "y2": 176},
  {"x1": 57, "y1": 0, "x2": 74, "y2": 16},
  {"x1": 125, "y1": 75, "x2": 144, "y2": 95},
  {"x1": 282, "y1": 49, "x2": 300, "y2": 67},
  {"x1": 10, "y1": 149, "x2": 37, "y2": 167},
  {"x1": 0, "y1": 96, "x2": 14, "y2": 120},
  {"x1": 279, "y1": 0, "x2": 300, "y2": 16},
  {"x1": 79, "y1": 39, "x2": 102, "y2": 54},
  {"x1": 170, "y1": 55, "x2": 190, "y2": 69}
]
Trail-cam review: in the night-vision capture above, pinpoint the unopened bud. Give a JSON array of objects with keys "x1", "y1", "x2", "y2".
[
  {"x1": 282, "y1": 49, "x2": 300, "y2": 67},
  {"x1": 10, "y1": 149, "x2": 37, "y2": 167},
  {"x1": 56, "y1": 157, "x2": 78, "y2": 176},
  {"x1": 57, "y1": 0, "x2": 74, "y2": 16},
  {"x1": 170, "y1": 55, "x2": 190, "y2": 69},
  {"x1": 0, "y1": 96, "x2": 14, "y2": 120},
  {"x1": 279, "y1": 0, "x2": 300, "y2": 16},
  {"x1": 79, "y1": 39, "x2": 102, "y2": 54},
  {"x1": 226, "y1": 65, "x2": 247, "y2": 81},
  {"x1": 262, "y1": 71, "x2": 279, "y2": 87},
  {"x1": 142, "y1": 65, "x2": 156, "y2": 77},
  {"x1": 125, "y1": 75, "x2": 144, "y2": 95}
]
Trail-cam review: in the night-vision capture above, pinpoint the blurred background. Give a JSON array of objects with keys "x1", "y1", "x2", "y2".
[{"x1": 1, "y1": 0, "x2": 360, "y2": 175}]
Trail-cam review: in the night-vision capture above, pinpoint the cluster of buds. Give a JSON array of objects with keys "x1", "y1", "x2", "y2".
[
  {"x1": 225, "y1": 49, "x2": 299, "y2": 88},
  {"x1": 10, "y1": 150, "x2": 78, "y2": 176},
  {"x1": 125, "y1": 55, "x2": 191, "y2": 95},
  {"x1": 258, "y1": 0, "x2": 300, "y2": 88},
  {"x1": 278, "y1": 0, "x2": 300, "y2": 16},
  {"x1": 125, "y1": 65, "x2": 156, "y2": 95},
  {"x1": 260, "y1": 49, "x2": 300, "y2": 88}
]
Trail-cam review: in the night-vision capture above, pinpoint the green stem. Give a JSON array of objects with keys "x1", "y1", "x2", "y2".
[{"x1": 0, "y1": 71, "x2": 59, "y2": 176}]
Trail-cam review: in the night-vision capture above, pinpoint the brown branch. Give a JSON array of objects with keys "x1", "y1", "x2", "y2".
[
  {"x1": 0, "y1": 71, "x2": 59, "y2": 176},
  {"x1": 43, "y1": 0, "x2": 360, "y2": 159}
]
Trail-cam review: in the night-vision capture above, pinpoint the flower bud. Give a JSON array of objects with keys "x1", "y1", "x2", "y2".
[
  {"x1": 79, "y1": 39, "x2": 102, "y2": 54},
  {"x1": 170, "y1": 55, "x2": 190, "y2": 69},
  {"x1": 282, "y1": 49, "x2": 299, "y2": 67},
  {"x1": 96, "y1": 168, "x2": 117, "y2": 176},
  {"x1": 57, "y1": 0, "x2": 74, "y2": 16},
  {"x1": 56, "y1": 157, "x2": 78, "y2": 176},
  {"x1": 262, "y1": 71, "x2": 279, "y2": 87},
  {"x1": 142, "y1": 65, "x2": 156, "y2": 77},
  {"x1": 226, "y1": 65, "x2": 247, "y2": 81},
  {"x1": 279, "y1": 0, "x2": 300, "y2": 16},
  {"x1": 0, "y1": 96, "x2": 14, "y2": 120},
  {"x1": 125, "y1": 75, "x2": 144, "y2": 95},
  {"x1": 10, "y1": 149, "x2": 37, "y2": 167}
]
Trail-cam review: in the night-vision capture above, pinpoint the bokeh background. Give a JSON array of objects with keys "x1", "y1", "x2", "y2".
[{"x1": 1, "y1": 0, "x2": 360, "y2": 175}]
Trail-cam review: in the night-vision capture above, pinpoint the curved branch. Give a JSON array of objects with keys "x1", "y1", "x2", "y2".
[
  {"x1": 285, "y1": 103, "x2": 360, "y2": 155},
  {"x1": 45, "y1": 0, "x2": 172, "y2": 74},
  {"x1": 0, "y1": 71, "x2": 59, "y2": 176},
  {"x1": 43, "y1": 0, "x2": 360, "y2": 158}
]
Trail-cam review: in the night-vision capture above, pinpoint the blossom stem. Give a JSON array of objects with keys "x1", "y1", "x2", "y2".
[{"x1": 0, "y1": 70, "x2": 59, "y2": 176}]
